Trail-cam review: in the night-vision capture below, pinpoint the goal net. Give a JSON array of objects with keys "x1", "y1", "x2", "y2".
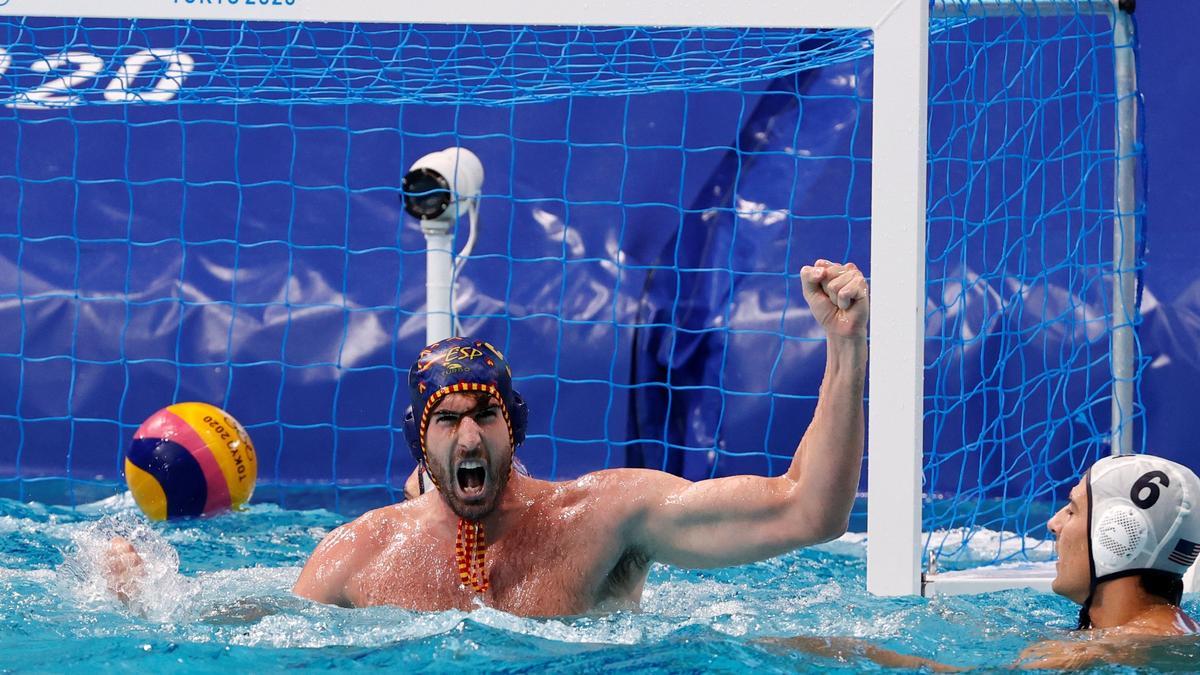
[{"x1": 0, "y1": 1, "x2": 1142, "y2": 591}]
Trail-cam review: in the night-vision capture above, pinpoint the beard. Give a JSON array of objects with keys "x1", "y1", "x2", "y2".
[{"x1": 427, "y1": 450, "x2": 513, "y2": 522}]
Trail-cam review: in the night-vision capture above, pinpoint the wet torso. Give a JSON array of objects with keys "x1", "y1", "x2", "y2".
[{"x1": 338, "y1": 477, "x2": 651, "y2": 616}]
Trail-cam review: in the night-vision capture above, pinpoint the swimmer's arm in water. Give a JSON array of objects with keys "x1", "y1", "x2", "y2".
[
  {"x1": 103, "y1": 536, "x2": 147, "y2": 606},
  {"x1": 1013, "y1": 631, "x2": 1181, "y2": 670},
  {"x1": 759, "y1": 636, "x2": 962, "y2": 672},
  {"x1": 617, "y1": 261, "x2": 867, "y2": 567},
  {"x1": 768, "y1": 634, "x2": 1179, "y2": 672},
  {"x1": 292, "y1": 512, "x2": 386, "y2": 607},
  {"x1": 766, "y1": 633, "x2": 1172, "y2": 671},
  {"x1": 1014, "y1": 639, "x2": 1119, "y2": 670},
  {"x1": 102, "y1": 537, "x2": 293, "y2": 624}
]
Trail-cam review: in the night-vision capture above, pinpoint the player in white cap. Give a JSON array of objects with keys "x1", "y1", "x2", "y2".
[
  {"x1": 1052, "y1": 454, "x2": 1200, "y2": 629},
  {"x1": 1014, "y1": 453, "x2": 1199, "y2": 668},
  {"x1": 769, "y1": 453, "x2": 1200, "y2": 670}
]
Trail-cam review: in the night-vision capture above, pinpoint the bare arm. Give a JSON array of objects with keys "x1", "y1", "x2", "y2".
[
  {"x1": 760, "y1": 636, "x2": 962, "y2": 672},
  {"x1": 1015, "y1": 640, "x2": 1121, "y2": 670},
  {"x1": 292, "y1": 516, "x2": 381, "y2": 607},
  {"x1": 1015, "y1": 632, "x2": 1190, "y2": 671},
  {"x1": 627, "y1": 260, "x2": 868, "y2": 568},
  {"x1": 103, "y1": 524, "x2": 369, "y2": 612}
]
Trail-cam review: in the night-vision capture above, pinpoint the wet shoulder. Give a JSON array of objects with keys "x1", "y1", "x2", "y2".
[
  {"x1": 317, "y1": 501, "x2": 422, "y2": 558},
  {"x1": 1110, "y1": 607, "x2": 1200, "y2": 637},
  {"x1": 546, "y1": 468, "x2": 681, "y2": 512}
]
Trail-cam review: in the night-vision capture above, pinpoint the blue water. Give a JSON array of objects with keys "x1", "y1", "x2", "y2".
[{"x1": 2, "y1": 495, "x2": 1197, "y2": 673}]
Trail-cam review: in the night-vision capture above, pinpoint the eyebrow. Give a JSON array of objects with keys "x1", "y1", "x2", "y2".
[{"x1": 434, "y1": 400, "x2": 499, "y2": 416}]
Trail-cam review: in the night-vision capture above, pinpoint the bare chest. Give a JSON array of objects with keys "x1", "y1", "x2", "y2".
[{"x1": 350, "y1": 516, "x2": 636, "y2": 616}]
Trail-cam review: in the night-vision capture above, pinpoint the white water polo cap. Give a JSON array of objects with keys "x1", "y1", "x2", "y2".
[{"x1": 1087, "y1": 454, "x2": 1200, "y2": 582}]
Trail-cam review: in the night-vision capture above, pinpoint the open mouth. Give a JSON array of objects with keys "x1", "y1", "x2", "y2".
[{"x1": 456, "y1": 460, "x2": 487, "y2": 498}]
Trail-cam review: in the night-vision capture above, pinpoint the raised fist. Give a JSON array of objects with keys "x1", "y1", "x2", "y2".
[{"x1": 800, "y1": 260, "x2": 869, "y2": 340}]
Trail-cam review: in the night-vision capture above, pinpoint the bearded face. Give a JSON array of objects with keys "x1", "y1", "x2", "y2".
[{"x1": 422, "y1": 392, "x2": 514, "y2": 521}]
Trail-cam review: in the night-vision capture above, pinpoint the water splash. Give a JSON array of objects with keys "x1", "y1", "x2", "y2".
[
  {"x1": 0, "y1": 497, "x2": 1191, "y2": 672},
  {"x1": 57, "y1": 512, "x2": 197, "y2": 623}
]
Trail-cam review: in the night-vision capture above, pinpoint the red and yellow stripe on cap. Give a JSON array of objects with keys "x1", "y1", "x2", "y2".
[{"x1": 418, "y1": 382, "x2": 515, "y2": 464}]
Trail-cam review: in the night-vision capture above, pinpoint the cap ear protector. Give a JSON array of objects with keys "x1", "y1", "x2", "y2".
[{"x1": 404, "y1": 406, "x2": 421, "y2": 463}]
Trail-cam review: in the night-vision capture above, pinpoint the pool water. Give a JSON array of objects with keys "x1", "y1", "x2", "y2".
[{"x1": 2, "y1": 495, "x2": 1197, "y2": 673}]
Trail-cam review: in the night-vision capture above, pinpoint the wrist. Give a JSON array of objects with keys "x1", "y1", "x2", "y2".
[
  {"x1": 826, "y1": 333, "x2": 868, "y2": 352},
  {"x1": 825, "y1": 336, "x2": 868, "y2": 374}
]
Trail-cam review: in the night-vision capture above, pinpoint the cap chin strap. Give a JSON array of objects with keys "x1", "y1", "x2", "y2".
[
  {"x1": 456, "y1": 518, "x2": 490, "y2": 593},
  {"x1": 417, "y1": 464, "x2": 436, "y2": 496},
  {"x1": 1079, "y1": 570, "x2": 1132, "y2": 630},
  {"x1": 413, "y1": 454, "x2": 518, "y2": 594},
  {"x1": 1080, "y1": 466, "x2": 1097, "y2": 630},
  {"x1": 410, "y1": 464, "x2": 492, "y2": 593},
  {"x1": 1077, "y1": 595, "x2": 1093, "y2": 630}
]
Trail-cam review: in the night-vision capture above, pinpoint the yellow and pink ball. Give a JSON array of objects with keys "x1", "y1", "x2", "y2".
[{"x1": 124, "y1": 402, "x2": 258, "y2": 521}]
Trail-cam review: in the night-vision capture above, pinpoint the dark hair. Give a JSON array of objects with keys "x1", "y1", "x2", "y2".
[
  {"x1": 1076, "y1": 571, "x2": 1184, "y2": 630},
  {"x1": 1139, "y1": 570, "x2": 1184, "y2": 607}
]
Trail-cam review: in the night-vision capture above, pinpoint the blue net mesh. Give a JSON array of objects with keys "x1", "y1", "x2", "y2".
[
  {"x1": 0, "y1": 20, "x2": 873, "y2": 105},
  {"x1": 0, "y1": 3, "x2": 1144, "y2": 569},
  {"x1": 922, "y1": 4, "x2": 1144, "y2": 566}
]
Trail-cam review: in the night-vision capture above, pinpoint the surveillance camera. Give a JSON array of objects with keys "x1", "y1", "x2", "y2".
[{"x1": 401, "y1": 147, "x2": 484, "y2": 229}]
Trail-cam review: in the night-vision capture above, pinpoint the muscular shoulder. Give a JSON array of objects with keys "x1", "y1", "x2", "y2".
[
  {"x1": 294, "y1": 502, "x2": 416, "y2": 605},
  {"x1": 1018, "y1": 614, "x2": 1199, "y2": 670},
  {"x1": 548, "y1": 468, "x2": 690, "y2": 515},
  {"x1": 334, "y1": 504, "x2": 408, "y2": 547},
  {"x1": 586, "y1": 468, "x2": 689, "y2": 495},
  {"x1": 1110, "y1": 607, "x2": 1200, "y2": 637}
]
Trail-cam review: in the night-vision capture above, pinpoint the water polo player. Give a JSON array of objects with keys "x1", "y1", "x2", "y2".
[
  {"x1": 288, "y1": 259, "x2": 868, "y2": 614},
  {"x1": 769, "y1": 453, "x2": 1200, "y2": 670},
  {"x1": 1011, "y1": 453, "x2": 1200, "y2": 668}
]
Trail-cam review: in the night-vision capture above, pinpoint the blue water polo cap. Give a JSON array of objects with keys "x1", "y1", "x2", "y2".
[{"x1": 403, "y1": 337, "x2": 527, "y2": 464}]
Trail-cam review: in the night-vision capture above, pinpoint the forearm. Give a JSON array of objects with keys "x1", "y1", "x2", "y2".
[
  {"x1": 635, "y1": 337, "x2": 866, "y2": 565},
  {"x1": 638, "y1": 260, "x2": 870, "y2": 564},
  {"x1": 784, "y1": 335, "x2": 867, "y2": 535},
  {"x1": 762, "y1": 636, "x2": 961, "y2": 672}
]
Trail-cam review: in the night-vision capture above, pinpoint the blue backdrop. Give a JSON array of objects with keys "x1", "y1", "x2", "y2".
[{"x1": 0, "y1": 7, "x2": 1196, "y2": 514}]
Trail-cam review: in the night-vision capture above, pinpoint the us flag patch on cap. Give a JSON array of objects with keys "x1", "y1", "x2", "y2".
[{"x1": 1167, "y1": 538, "x2": 1200, "y2": 567}]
